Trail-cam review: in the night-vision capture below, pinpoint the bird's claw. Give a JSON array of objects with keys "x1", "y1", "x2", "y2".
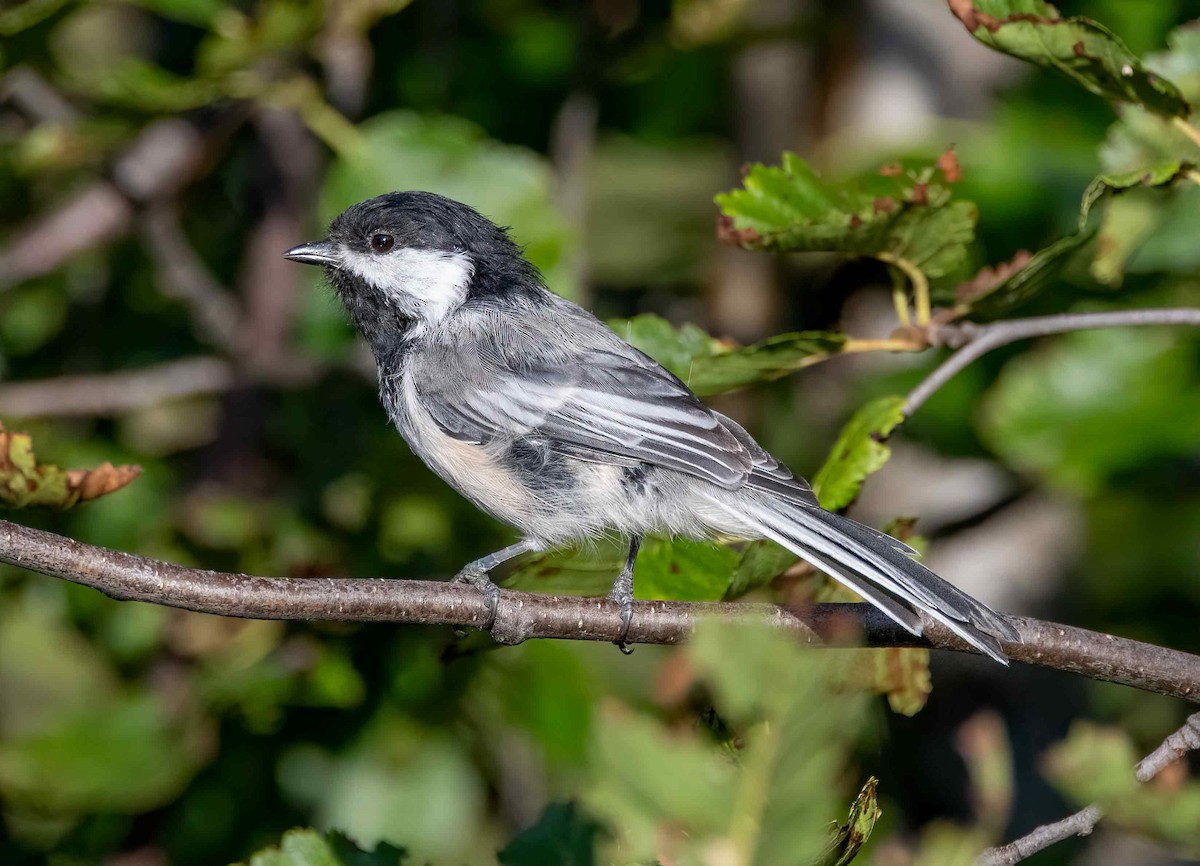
[
  {"x1": 607, "y1": 585, "x2": 635, "y2": 654},
  {"x1": 451, "y1": 567, "x2": 500, "y2": 631}
]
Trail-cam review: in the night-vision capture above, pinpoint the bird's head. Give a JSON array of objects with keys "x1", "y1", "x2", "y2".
[{"x1": 284, "y1": 191, "x2": 539, "y2": 348}]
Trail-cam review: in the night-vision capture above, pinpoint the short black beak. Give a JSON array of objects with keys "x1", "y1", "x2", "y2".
[{"x1": 283, "y1": 240, "x2": 340, "y2": 267}]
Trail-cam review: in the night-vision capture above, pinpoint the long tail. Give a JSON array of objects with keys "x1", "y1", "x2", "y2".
[{"x1": 703, "y1": 492, "x2": 1021, "y2": 663}]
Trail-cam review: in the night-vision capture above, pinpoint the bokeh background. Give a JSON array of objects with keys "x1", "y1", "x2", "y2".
[{"x1": 1, "y1": 1, "x2": 1199, "y2": 864}]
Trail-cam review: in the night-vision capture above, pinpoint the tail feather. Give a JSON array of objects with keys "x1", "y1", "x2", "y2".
[{"x1": 705, "y1": 493, "x2": 1017, "y2": 664}]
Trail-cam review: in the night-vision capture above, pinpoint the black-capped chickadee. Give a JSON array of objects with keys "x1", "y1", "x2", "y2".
[{"x1": 285, "y1": 191, "x2": 1019, "y2": 661}]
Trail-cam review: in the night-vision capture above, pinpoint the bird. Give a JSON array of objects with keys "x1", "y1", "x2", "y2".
[{"x1": 284, "y1": 191, "x2": 1019, "y2": 661}]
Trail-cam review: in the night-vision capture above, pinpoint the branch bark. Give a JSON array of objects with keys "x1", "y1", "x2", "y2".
[
  {"x1": 976, "y1": 709, "x2": 1200, "y2": 864},
  {"x1": 975, "y1": 805, "x2": 1103, "y2": 866},
  {"x1": 903, "y1": 308, "x2": 1200, "y2": 416},
  {"x1": 1, "y1": 518, "x2": 1197, "y2": 702},
  {"x1": 1135, "y1": 711, "x2": 1200, "y2": 783}
]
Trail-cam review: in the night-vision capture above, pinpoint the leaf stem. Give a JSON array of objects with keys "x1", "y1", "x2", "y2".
[
  {"x1": 878, "y1": 253, "x2": 931, "y2": 326},
  {"x1": 1171, "y1": 116, "x2": 1200, "y2": 150},
  {"x1": 841, "y1": 337, "x2": 926, "y2": 354}
]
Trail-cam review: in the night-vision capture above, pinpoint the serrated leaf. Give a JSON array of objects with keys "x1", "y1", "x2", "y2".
[
  {"x1": 949, "y1": 1, "x2": 1189, "y2": 117},
  {"x1": 811, "y1": 397, "x2": 906, "y2": 512},
  {"x1": 616, "y1": 314, "x2": 848, "y2": 396},
  {"x1": 817, "y1": 778, "x2": 882, "y2": 866},
  {"x1": 0, "y1": 423, "x2": 140, "y2": 509},
  {"x1": 498, "y1": 802, "x2": 600, "y2": 866},
  {"x1": 716, "y1": 154, "x2": 975, "y2": 285}
]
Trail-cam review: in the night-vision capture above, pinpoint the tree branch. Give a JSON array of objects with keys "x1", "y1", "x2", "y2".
[
  {"x1": 1135, "y1": 711, "x2": 1200, "y2": 783},
  {"x1": 904, "y1": 308, "x2": 1200, "y2": 416},
  {"x1": 0, "y1": 519, "x2": 1197, "y2": 701},
  {"x1": 976, "y1": 708, "x2": 1200, "y2": 864},
  {"x1": 975, "y1": 805, "x2": 1103, "y2": 866}
]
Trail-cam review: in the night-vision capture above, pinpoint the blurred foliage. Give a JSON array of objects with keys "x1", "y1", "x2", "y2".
[{"x1": 1, "y1": 0, "x2": 1199, "y2": 864}]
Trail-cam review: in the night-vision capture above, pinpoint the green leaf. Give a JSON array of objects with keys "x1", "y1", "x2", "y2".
[
  {"x1": 811, "y1": 397, "x2": 907, "y2": 512},
  {"x1": 979, "y1": 327, "x2": 1200, "y2": 494},
  {"x1": 245, "y1": 830, "x2": 343, "y2": 866},
  {"x1": 506, "y1": 537, "x2": 735, "y2": 602},
  {"x1": 1097, "y1": 26, "x2": 1200, "y2": 173},
  {"x1": 1080, "y1": 160, "x2": 1195, "y2": 223},
  {"x1": 1044, "y1": 723, "x2": 1200, "y2": 854},
  {"x1": 962, "y1": 229, "x2": 1094, "y2": 318},
  {"x1": 726, "y1": 540, "x2": 800, "y2": 600},
  {"x1": 948, "y1": 1, "x2": 1189, "y2": 116},
  {"x1": 716, "y1": 153, "x2": 976, "y2": 285},
  {"x1": 585, "y1": 621, "x2": 866, "y2": 866},
  {"x1": 240, "y1": 829, "x2": 408, "y2": 866},
  {"x1": 498, "y1": 802, "x2": 600, "y2": 866},
  {"x1": 634, "y1": 538, "x2": 738, "y2": 601},
  {"x1": 615, "y1": 313, "x2": 848, "y2": 396},
  {"x1": 817, "y1": 778, "x2": 882, "y2": 866},
  {"x1": 0, "y1": 695, "x2": 206, "y2": 813},
  {"x1": 1088, "y1": 169, "x2": 1200, "y2": 285}
]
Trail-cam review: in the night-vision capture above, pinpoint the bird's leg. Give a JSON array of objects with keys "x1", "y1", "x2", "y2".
[
  {"x1": 451, "y1": 538, "x2": 536, "y2": 630},
  {"x1": 607, "y1": 535, "x2": 642, "y2": 654}
]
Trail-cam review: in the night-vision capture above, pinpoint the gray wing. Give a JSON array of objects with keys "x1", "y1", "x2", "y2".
[
  {"x1": 412, "y1": 297, "x2": 819, "y2": 500},
  {"x1": 416, "y1": 339, "x2": 754, "y2": 488}
]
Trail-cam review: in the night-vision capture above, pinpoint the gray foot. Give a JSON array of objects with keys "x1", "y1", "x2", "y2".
[
  {"x1": 607, "y1": 569, "x2": 635, "y2": 654},
  {"x1": 451, "y1": 567, "x2": 501, "y2": 630}
]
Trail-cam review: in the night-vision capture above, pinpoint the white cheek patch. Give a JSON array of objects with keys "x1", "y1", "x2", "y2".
[{"x1": 342, "y1": 247, "x2": 474, "y2": 327}]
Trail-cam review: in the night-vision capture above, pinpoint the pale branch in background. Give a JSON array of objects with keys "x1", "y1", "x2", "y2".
[
  {"x1": 1135, "y1": 711, "x2": 1200, "y2": 783},
  {"x1": 975, "y1": 805, "x2": 1103, "y2": 866},
  {"x1": 905, "y1": 308, "x2": 1200, "y2": 416},
  {"x1": 0, "y1": 358, "x2": 235, "y2": 418},
  {"x1": 975, "y1": 706, "x2": 1200, "y2": 864},
  {"x1": 1, "y1": 518, "x2": 1197, "y2": 703}
]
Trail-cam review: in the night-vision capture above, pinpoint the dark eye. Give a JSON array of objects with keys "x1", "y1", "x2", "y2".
[{"x1": 370, "y1": 233, "x2": 395, "y2": 253}]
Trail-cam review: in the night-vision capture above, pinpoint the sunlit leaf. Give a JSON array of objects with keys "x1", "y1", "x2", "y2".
[
  {"x1": 240, "y1": 828, "x2": 408, "y2": 866},
  {"x1": 616, "y1": 313, "x2": 848, "y2": 396},
  {"x1": 948, "y1": 1, "x2": 1189, "y2": 116},
  {"x1": 811, "y1": 397, "x2": 906, "y2": 512},
  {"x1": 715, "y1": 153, "x2": 975, "y2": 284}
]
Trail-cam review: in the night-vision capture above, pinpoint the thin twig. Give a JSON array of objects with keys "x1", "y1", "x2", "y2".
[
  {"x1": 904, "y1": 308, "x2": 1200, "y2": 416},
  {"x1": 976, "y1": 709, "x2": 1200, "y2": 863},
  {"x1": 0, "y1": 519, "x2": 1197, "y2": 701},
  {"x1": 1135, "y1": 711, "x2": 1200, "y2": 783},
  {"x1": 975, "y1": 805, "x2": 1103, "y2": 866}
]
